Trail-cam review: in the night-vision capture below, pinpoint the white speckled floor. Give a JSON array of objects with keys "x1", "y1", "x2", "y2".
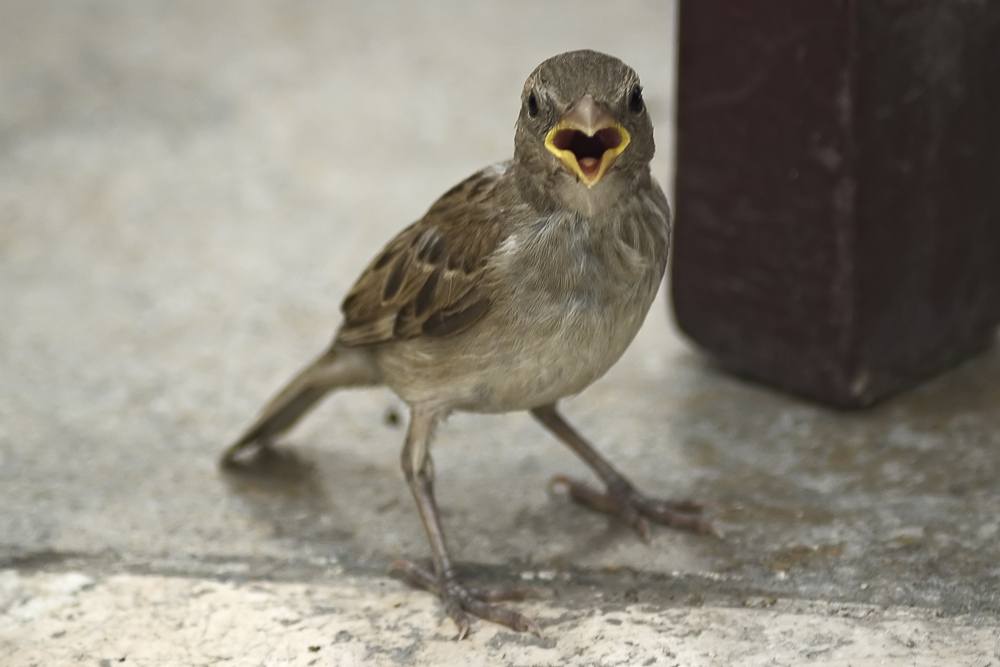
[{"x1": 3, "y1": 570, "x2": 997, "y2": 666}]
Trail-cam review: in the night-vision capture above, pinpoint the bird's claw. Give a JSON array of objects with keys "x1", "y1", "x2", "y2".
[
  {"x1": 389, "y1": 560, "x2": 541, "y2": 639},
  {"x1": 549, "y1": 475, "x2": 721, "y2": 540}
]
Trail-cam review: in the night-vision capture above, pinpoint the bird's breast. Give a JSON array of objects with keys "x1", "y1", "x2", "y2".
[
  {"x1": 458, "y1": 207, "x2": 666, "y2": 409},
  {"x1": 501, "y1": 207, "x2": 666, "y2": 313}
]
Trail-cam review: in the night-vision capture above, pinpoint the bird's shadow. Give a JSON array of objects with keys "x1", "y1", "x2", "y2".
[
  {"x1": 218, "y1": 443, "x2": 361, "y2": 549},
  {"x1": 220, "y1": 445, "x2": 318, "y2": 488}
]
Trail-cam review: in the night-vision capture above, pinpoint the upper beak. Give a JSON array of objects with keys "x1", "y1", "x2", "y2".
[{"x1": 544, "y1": 94, "x2": 630, "y2": 188}]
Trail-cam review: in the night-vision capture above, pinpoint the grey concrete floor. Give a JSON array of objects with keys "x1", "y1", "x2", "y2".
[{"x1": 2, "y1": 1, "x2": 999, "y2": 665}]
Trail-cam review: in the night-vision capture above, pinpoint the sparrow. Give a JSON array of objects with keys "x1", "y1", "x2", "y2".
[{"x1": 224, "y1": 49, "x2": 715, "y2": 638}]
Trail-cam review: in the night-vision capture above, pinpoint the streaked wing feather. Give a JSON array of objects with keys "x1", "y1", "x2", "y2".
[{"x1": 335, "y1": 166, "x2": 510, "y2": 347}]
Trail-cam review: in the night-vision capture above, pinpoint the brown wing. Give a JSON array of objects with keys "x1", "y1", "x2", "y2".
[{"x1": 335, "y1": 166, "x2": 513, "y2": 347}]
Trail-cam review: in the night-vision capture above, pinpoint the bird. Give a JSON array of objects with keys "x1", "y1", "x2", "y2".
[{"x1": 223, "y1": 49, "x2": 715, "y2": 638}]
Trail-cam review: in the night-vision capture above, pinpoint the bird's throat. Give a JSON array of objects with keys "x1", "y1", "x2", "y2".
[{"x1": 553, "y1": 170, "x2": 629, "y2": 218}]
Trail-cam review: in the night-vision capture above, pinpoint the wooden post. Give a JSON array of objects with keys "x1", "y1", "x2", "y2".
[{"x1": 671, "y1": 0, "x2": 1000, "y2": 407}]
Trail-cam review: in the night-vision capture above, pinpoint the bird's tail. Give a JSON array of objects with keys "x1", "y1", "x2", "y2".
[{"x1": 222, "y1": 344, "x2": 380, "y2": 466}]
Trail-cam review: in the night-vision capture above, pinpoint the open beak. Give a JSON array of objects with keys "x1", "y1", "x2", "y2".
[{"x1": 544, "y1": 94, "x2": 630, "y2": 188}]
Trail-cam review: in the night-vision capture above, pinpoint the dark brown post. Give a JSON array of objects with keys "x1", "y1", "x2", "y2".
[{"x1": 671, "y1": 1, "x2": 1000, "y2": 407}]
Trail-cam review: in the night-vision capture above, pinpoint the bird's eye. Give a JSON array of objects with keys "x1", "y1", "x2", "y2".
[
  {"x1": 527, "y1": 92, "x2": 539, "y2": 117},
  {"x1": 628, "y1": 85, "x2": 644, "y2": 114}
]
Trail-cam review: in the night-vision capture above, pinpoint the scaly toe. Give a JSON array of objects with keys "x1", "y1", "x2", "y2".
[
  {"x1": 549, "y1": 476, "x2": 717, "y2": 538},
  {"x1": 389, "y1": 560, "x2": 542, "y2": 638}
]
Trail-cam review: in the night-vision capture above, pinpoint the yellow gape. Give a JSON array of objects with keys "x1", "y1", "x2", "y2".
[{"x1": 545, "y1": 119, "x2": 630, "y2": 188}]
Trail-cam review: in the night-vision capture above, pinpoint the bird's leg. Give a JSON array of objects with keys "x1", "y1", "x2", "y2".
[
  {"x1": 392, "y1": 406, "x2": 540, "y2": 639},
  {"x1": 531, "y1": 404, "x2": 718, "y2": 541}
]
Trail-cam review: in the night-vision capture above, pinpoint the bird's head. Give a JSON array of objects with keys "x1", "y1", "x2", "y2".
[{"x1": 514, "y1": 50, "x2": 655, "y2": 214}]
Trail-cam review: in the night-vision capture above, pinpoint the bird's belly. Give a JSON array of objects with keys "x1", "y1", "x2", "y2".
[
  {"x1": 378, "y1": 293, "x2": 649, "y2": 414},
  {"x1": 473, "y1": 313, "x2": 641, "y2": 412}
]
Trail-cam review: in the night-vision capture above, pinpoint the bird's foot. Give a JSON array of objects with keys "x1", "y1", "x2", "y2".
[
  {"x1": 549, "y1": 476, "x2": 721, "y2": 541},
  {"x1": 389, "y1": 560, "x2": 541, "y2": 639}
]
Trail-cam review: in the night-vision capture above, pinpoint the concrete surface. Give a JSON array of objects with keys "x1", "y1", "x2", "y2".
[
  {"x1": 4, "y1": 570, "x2": 998, "y2": 667},
  {"x1": 1, "y1": 1, "x2": 999, "y2": 665}
]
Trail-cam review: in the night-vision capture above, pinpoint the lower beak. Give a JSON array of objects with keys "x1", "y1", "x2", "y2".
[{"x1": 544, "y1": 95, "x2": 630, "y2": 188}]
